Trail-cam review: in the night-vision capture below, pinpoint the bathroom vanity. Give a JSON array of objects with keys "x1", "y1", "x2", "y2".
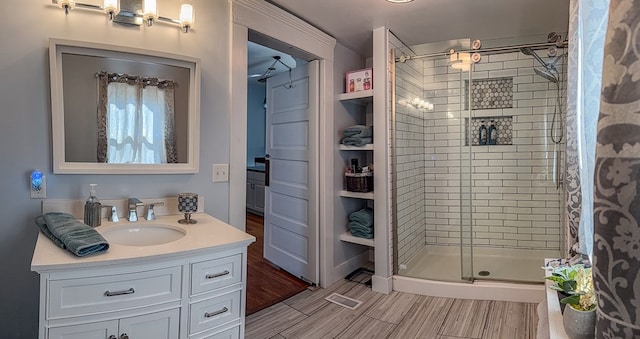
[{"x1": 31, "y1": 213, "x2": 255, "y2": 339}]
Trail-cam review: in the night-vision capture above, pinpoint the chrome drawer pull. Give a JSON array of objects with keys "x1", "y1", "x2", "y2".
[
  {"x1": 204, "y1": 307, "x2": 229, "y2": 318},
  {"x1": 205, "y1": 270, "x2": 230, "y2": 279},
  {"x1": 104, "y1": 288, "x2": 135, "y2": 297},
  {"x1": 108, "y1": 336, "x2": 117, "y2": 339}
]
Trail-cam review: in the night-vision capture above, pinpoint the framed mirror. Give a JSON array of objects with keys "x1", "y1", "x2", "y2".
[{"x1": 49, "y1": 38, "x2": 200, "y2": 174}]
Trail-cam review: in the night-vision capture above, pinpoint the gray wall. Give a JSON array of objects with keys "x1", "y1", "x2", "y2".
[{"x1": 0, "y1": 1, "x2": 230, "y2": 337}]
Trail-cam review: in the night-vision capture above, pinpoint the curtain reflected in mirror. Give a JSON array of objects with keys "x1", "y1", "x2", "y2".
[{"x1": 96, "y1": 72, "x2": 178, "y2": 164}]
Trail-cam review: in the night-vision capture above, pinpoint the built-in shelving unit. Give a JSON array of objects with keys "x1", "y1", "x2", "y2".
[
  {"x1": 338, "y1": 89, "x2": 375, "y2": 247},
  {"x1": 337, "y1": 89, "x2": 373, "y2": 103},
  {"x1": 338, "y1": 190, "x2": 374, "y2": 200},
  {"x1": 339, "y1": 144, "x2": 374, "y2": 151},
  {"x1": 339, "y1": 232, "x2": 374, "y2": 247}
]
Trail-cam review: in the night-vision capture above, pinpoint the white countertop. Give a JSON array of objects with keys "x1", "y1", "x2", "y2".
[{"x1": 31, "y1": 213, "x2": 255, "y2": 272}]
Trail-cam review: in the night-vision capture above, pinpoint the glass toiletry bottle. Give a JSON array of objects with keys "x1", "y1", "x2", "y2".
[
  {"x1": 479, "y1": 120, "x2": 488, "y2": 145},
  {"x1": 488, "y1": 120, "x2": 497, "y2": 145},
  {"x1": 364, "y1": 72, "x2": 371, "y2": 90},
  {"x1": 349, "y1": 79, "x2": 354, "y2": 93},
  {"x1": 84, "y1": 184, "x2": 102, "y2": 227},
  {"x1": 356, "y1": 78, "x2": 363, "y2": 91}
]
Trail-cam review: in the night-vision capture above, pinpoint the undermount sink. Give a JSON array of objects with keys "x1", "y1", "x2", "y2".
[{"x1": 103, "y1": 224, "x2": 186, "y2": 246}]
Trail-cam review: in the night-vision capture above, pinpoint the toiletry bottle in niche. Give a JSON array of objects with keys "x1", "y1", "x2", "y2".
[
  {"x1": 364, "y1": 72, "x2": 371, "y2": 90},
  {"x1": 479, "y1": 120, "x2": 488, "y2": 145},
  {"x1": 349, "y1": 79, "x2": 354, "y2": 93},
  {"x1": 84, "y1": 184, "x2": 102, "y2": 227},
  {"x1": 488, "y1": 120, "x2": 497, "y2": 145}
]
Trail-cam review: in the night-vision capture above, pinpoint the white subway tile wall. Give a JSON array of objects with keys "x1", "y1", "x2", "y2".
[{"x1": 395, "y1": 48, "x2": 566, "y2": 262}]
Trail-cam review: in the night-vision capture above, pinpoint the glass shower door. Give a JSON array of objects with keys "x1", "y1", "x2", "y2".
[{"x1": 458, "y1": 61, "x2": 474, "y2": 281}]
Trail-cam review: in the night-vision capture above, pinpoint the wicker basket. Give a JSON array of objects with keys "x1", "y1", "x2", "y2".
[{"x1": 345, "y1": 173, "x2": 373, "y2": 192}]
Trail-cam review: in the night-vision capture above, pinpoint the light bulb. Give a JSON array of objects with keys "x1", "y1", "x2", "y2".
[
  {"x1": 143, "y1": 0, "x2": 158, "y2": 26},
  {"x1": 179, "y1": 3, "x2": 194, "y2": 33}
]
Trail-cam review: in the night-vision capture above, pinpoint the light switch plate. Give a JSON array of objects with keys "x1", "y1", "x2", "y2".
[{"x1": 212, "y1": 164, "x2": 229, "y2": 182}]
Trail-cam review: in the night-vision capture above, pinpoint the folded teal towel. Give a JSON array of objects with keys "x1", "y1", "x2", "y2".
[
  {"x1": 341, "y1": 137, "x2": 373, "y2": 147},
  {"x1": 349, "y1": 208, "x2": 374, "y2": 227},
  {"x1": 343, "y1": 125, "x2": 373, "y2": 138},
  {"x1": 35, "y1": 212, "x2": 109, "y2": 257},
  {"x1": 349, "y1": 222, "x2": 374, "y2": 239}
]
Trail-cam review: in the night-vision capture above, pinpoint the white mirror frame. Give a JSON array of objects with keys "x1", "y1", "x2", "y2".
[{"x1": 49, "y1": 38, "x2": 201, "y2": 174}]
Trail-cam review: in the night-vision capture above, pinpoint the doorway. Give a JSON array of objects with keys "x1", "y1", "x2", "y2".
[{"x1": 244, "y1": 40, "x2": 313, "y2": 314}]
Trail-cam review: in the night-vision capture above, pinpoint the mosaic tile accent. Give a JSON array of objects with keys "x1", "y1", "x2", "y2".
[
  {"x1": 464, "y1": 116, "x2": 513, "y2": 146},
  {"x1": 465, "y1": 77, "x2": 514, "y2": 110}
]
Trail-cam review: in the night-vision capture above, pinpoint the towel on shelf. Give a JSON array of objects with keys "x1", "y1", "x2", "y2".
[
  {"x1": 349, "y1": 221, "x2": 374, "y2": 239},
  {"x1": 341, "y1": 137, "x2": 373, "y2": 147},
  {"x1": 35, "y1": 212, "x2": 109, "y2": 257},
  {"x1": 343, "y1": 125, "x2": 373, "y2": 138},
  {"x1": 349, "y1": 208, "x2": 374, "y2": 226}
]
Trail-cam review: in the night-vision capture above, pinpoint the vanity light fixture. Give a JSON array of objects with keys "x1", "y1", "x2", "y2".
[
  {"x1": 385, "y1": 0, "x2": 414, "y2": 3},
  {"x1": 103, "y1": 0, "x2": 119, "y2": 21},
  {"x1": 142, "y1": 0, "x2": 158, "y2": 26},
  {"x1": 52, "y1": 0, "x2": 195, "y2": 33},
  {"x1": 58, "y1": 0, "x2": 75, "y2": 14}
]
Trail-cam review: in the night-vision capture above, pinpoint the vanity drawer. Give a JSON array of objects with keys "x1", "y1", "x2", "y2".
[
  {"x1": 189, "y1": 290, "x2": 241, "y2": 336},
  {"x1": 191, "y1": 254, "x2": 242, "y2": 295},
  {"x1": 48, "y1": 266, "x2": 182, "y2": 319},
  {"x1": 192, "y1": 325, "x2": 240, "y2": 339}
]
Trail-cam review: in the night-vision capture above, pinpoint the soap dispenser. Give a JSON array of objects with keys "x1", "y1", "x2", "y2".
[
  {"x1": 84, "y1": 184, "x2": 102, "y2": 227},
  {"x1": 479, "y1": 120, "x2": 488, "y2": 145},
  {"x1": 488, "y1": 120, "x2": 497, "y2": 145}
]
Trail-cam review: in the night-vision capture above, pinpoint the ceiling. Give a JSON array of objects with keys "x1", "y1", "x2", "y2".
[
  {"x1": 247, "y1": 42, "x2": 297, "y2": 85},
  {"x1": 267, "y1": 0, "x2": 570, "y2": 57}
]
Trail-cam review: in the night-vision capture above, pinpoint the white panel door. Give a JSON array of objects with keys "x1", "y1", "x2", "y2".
[
  {"x1": 264, "y1": 60, "x2": 319, "y2": 284},
  {"x1": 48, "y1": 320, "x2": 118, "y2": 339},
  {"x1": 118, "y1": 308, "x2": 180, "y2": 339}
]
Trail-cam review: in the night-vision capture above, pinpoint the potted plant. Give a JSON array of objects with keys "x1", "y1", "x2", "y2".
[
  {"x1": 544, "y1": 264, "x2": 582, "y2": 312},
  {"x1": 548, "y1": 265, "x2": 596, "y2": 339}
]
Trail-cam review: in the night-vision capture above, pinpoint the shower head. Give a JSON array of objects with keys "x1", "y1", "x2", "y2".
[
  {"x1": 520, "y1": 47, "x2": 549, "y2": 69},
  {"x1": 534, "y1": 67, "x2": 558, "y2": 83}
]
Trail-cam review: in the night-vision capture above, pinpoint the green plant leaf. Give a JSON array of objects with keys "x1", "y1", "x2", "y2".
[
  {"x1": 561, "y1": 280, "x2": 577, "y2": 293},
  {"x1": 560, "y1": 294, "x2": 580, "y2": 305}
]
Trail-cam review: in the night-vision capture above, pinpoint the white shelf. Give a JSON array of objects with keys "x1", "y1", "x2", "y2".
[
  {"x1": 339, "y1": 190, "x2": 374, "y2": 200},
  {"x1": 339, "y1": 232, "x2": 374, "y2": 247},
  {"x1": 339, "y1": 144, "x2": 374, "y2": 151},
  {"x1": 337, "y1": 90, "x2": 374, "y2": 104}
]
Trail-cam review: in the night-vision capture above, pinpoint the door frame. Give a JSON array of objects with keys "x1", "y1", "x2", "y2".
[{"x1": 229, "y1": 0, "x2": 336, "y2": 288}]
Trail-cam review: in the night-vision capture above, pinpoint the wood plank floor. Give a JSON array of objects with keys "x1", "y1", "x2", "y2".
[
  {"x1": 246, "y1": 213, "x2": 309, "y2": 315},
  {"x1": 246, "y1": 279, "x2": 538, "y2": 339}
]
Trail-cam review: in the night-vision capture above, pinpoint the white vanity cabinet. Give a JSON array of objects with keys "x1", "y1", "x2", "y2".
[{"x1": 32, "y1": 213, "x2": 255, "y2": 339}]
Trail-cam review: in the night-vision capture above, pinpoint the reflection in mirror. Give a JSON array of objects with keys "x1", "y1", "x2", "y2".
[{"x1": 50, "y1": 39, "x2": 200, "y2": 174}]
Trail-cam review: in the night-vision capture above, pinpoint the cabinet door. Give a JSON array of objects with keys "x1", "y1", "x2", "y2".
[
  {"x1": 118, "y1": 308, "x2": 180, "y2": 339},
  {"x1": 246, "y1": 182, "x2": 254, "y2": 209},
  {"x1": 254, "y1": 183, "x2": 265, "y2": 213},
  {"x1": 48, "y1": 320, "x2": 118, "y2": 339}
]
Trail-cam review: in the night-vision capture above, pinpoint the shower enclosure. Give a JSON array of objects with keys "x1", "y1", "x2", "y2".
[{"x1": 393, "y1": 36, "x2": 566, "y2": 283}]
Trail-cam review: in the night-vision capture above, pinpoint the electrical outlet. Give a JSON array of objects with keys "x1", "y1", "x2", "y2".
[
  {"x1": 212, "y1": 164, "x2": 229, "y2": 182},
  {"x1": 31, "y1": 174, "x2": 46, "y2": 199}
]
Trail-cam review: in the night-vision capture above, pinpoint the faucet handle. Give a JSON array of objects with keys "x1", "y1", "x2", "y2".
[
  {"x1": 146, "y1": 202, "x2": 165, "y2": 221},
  {"x1": 102, "y1": 205, "x2": 119, "y2": 223}
]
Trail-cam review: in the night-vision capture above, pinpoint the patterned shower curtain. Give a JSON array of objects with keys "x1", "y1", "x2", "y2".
[
  {"x1": 566, "y1": 0, "x2": 609, "y2": 258},
  {"x1": 593, "y1": 0, "x2": 640, "y2": 336}
]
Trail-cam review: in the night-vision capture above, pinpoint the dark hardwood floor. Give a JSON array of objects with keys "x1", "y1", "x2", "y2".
[{"x1": 245, "y1": 212, "x2": 308, "y2": 315}]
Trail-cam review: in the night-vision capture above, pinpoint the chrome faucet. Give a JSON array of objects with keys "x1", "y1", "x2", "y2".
[
  {"x1": 145, "y1": 202, "x2": 165, "y2": 221},
  {"x1": 128, "y1": 198, "x2": 144, "y2": 222}
]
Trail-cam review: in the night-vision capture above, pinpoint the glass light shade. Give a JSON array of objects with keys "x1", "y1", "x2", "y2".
[
  {"x1": 179, "y1": 4, "x2": 194, "y2": 27},
  {"x1": 103, "y1": 0, "x2": 120, "y2": 16},
  {"x1": 143, "y1": 0, "x2": 158, "y2": 19}
]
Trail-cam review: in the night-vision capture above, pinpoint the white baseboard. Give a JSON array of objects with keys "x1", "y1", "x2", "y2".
[{"x1": 393, "y1": 275, "x2": 544, "y2": 303}]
